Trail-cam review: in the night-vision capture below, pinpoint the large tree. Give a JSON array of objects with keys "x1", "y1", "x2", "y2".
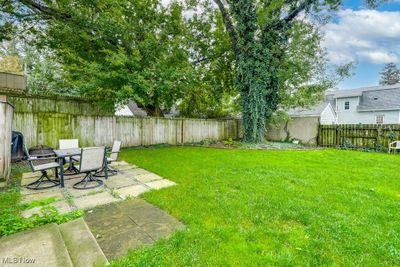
[
  {"x1": 211, "y1": 0, "x2": 387, "y2": 142},
  {"x1": 210, "y1": 0, "x2": 341, "y2": 142},
  {"x1": 380, "y1": 62, "x2": 400, "y2": 85},
  {"x1": 1, "y1": 0, "x2": 384, "y2": 141},
  {"x1": 0, "y1": 0, "x2": 193, "y2": 115}
]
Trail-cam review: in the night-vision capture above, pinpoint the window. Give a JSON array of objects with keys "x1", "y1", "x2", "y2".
[
  {"x1": 344, "y1": 101, "x2": 350, "y2": 110},
  {"x1": 376, "y1": 115, "x2": 384, "y2": 124}
]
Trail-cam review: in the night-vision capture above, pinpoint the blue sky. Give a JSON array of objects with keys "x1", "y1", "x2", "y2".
[{"x1": 329, "y1": 0, "x2": 400, "y2": 89}]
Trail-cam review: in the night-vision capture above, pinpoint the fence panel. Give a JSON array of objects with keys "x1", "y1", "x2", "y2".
[
  {"x1": 318, "y1": 124, "x2": 400, "y2": 150},
  {"x1": 13, "y1": 112, "x2": 241, "y2": 149}
]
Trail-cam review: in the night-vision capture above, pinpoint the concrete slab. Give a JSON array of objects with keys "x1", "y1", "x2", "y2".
[
  {"x1": 21, "y1": 169, "x2": 57, "y2": 180},
  {"x1": 22, "y1": 200, "x2": 72, "y2": 218},
  {"x1": 120, "y1": 199, "x2": 182, "y2": 228},
  {"x1": 122, "y1": 168, "x2": 151, "y2": 177},
  {"x1": 141, "y1": 222, "x2": 185, "y2": 240},
  {"x1": 145, "y1": 179, "x2": 176, "y2": 190},
  {"x1": 115, "y1": 184, "x2": 150, "y2": 199},
  {"x1": 135, "y1": 173, "x2": 163, "y2": 183},
  {"x1": 73, "y1": 192, "x2": 120, "y2": 210},
  {"x1": 105, "y1": 175, "x2": 138, "y2": 189},
  {"x1": 113, "y1": 164, "x2": 137, "y2": 171},
  {"x1": 59, "y1": 218, "x2": 109, "y2": 267},
  {"x1": 97, "y1": 227, "x2": 153, "y2": 260},
  {"x1": 110, "y1": 161, "x2": 130, "y2": 166},
  {"x1": 0, "y1": 224, "x2": 73, "y2": 267},
  {"x1": 21, "y1": 172, "x2": 41, "y2": 179},
  {"x1": 20, "y1": 177, "x2": 40, "y2": 186},
  {"x1": 67, "y1": 187, "x2": 106, "y2": 198},
  {"x1": 64, "y1": 180, "x2": 106, "y2": 198},
  {"x1": 85, "y1": 199, "x2": 184, "y2": 260},
  {"x1": 21, "y1": 190, "x2": 63, "y2": 204}
]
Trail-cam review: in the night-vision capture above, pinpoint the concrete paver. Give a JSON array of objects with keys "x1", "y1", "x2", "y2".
[
  {"x1": 145, "y1": 179, "x2": 176, "y2": 190},
  {"x1": 0, "y1": 224, "x2": 73, "y2": 267},
  {"x1": 73, "y1": 191, "x2": 120, "y2": 210},
  {"x1": 115, "y1": 184, "x2": 150, "y2": 199}
]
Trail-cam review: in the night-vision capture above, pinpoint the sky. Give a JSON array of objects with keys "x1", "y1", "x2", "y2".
[{"x1": 326, "y1": 0, "x2": 400, "y2": 89}]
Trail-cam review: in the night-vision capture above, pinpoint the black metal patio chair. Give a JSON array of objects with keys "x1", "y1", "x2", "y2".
[{"x1": 24, "y1": 145, "x2": 60, "y2": 190}]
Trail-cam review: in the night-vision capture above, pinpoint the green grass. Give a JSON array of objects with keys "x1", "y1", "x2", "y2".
[
  {"x1": 111, "y1": 147, "x2": 400, "y2": 266},
  {"x1": 0, "y1": 163, "x2": 83, "y2": 237}
]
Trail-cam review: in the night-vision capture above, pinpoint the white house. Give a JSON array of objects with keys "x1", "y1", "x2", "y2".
[{"x1": 326, "y1": 83, "x2": 400, "y2": 124}]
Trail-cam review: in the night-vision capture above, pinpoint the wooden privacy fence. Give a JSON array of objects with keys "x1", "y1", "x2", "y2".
[
  {"x1": 13, "y1": 112, "x2": 241, "y2": 149},
  {"x1": 318, "y1": 124, "x2": 400, "y2": 150}
]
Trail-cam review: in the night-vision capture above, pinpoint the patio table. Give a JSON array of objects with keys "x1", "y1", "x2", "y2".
[{"x1": 53, "y1": 148, "x2": 81, "y2": 188}]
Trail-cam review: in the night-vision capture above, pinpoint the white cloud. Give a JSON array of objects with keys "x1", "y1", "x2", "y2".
[{"x1": 322, "y1": 9, "x2": 400, "y2": 65}]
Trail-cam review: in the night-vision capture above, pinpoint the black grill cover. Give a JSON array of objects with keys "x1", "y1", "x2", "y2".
[{"x1": 11, "y1": 131, "x2": 24, "y2": 162}]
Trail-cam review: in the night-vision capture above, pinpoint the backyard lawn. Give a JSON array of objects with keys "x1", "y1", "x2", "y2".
[{"x1": 113, "y1": 146, "x2": 400, "y2": 266}]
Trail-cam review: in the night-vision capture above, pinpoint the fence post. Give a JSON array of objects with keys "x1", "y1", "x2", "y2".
[
  {"x1": 0, "y1": 96, "x2": 13, "y2": 185},
  {"x1": 376, "y1": 124, "x2": 381, "y2": 150},
  {"x1": 181, "y1": 119, "x2": 184, "y2": 145}
]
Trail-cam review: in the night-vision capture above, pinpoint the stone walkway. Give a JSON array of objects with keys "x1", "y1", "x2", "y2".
[{"x1": 0, "y1": 161, "x2": 183, "y2": 266}]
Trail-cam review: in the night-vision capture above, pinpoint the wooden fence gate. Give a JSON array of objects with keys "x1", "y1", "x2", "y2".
[{"x1": 318, "y1": 124, "x2": 400, "y2": 151}]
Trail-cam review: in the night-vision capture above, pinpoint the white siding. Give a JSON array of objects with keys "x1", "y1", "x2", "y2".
[
  {"x1": 115, "y1": 105, "x2": 134, "y2": 116},
  {"x1": 336, "y1": 97, "x2": 400, "y2": 124},
  {"x1": 320, "y1": 104, "x2": 337, "y2": 125}
]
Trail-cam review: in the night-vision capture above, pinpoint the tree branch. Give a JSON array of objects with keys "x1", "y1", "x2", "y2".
[
  {"x1": 281, "y1": 0, "x2": 316, "y2": 25},
  {"x1": 213, "y1": 0, "x2": 239, "y2": 56},
  {"x1": 19, "y1": 0, "x2": 72, "y2": 21}
]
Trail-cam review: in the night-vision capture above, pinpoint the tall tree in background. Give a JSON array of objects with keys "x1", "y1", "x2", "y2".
[
  {"x1": 0, "y1": 39, "x2": 72, "y2": 95},
  {"x1": 380, "y1": 63, "x2": 400, "y2": 85},
  {"x1": 212, "y1": 0, "x2": 344, "y2": 142},
  {"x1": 180, "y1": 1, "x2": 348, "y2": 119},
  {"x1": 0, "y1": 0, "x2": 193, "y2": 115}
]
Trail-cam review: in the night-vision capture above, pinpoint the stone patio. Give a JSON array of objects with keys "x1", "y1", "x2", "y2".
[
  {"x1": 0, "y1": 161, "x2": 183, "y2": 266},
  {"x1": 19, "y1": 161, "x2": 176, "y2": 217}
]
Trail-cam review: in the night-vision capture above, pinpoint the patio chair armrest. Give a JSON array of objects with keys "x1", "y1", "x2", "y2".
[
  {"x1": 35, "y1": 153, "x2": 56, "y2": 157},
  {"x1": 27, "y1": 157, "x2": 58, "y2": 161}
]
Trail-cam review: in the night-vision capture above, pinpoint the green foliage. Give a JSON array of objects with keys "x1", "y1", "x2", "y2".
[
  {"x1": 0, "y1": 190, "x2": 83, "y2": 237},
  {"x1": 1, "y1": 0, "x2": 193, "y2": 114},
  {"x1": 387, "y1": 127, "x2": 397, "y2": 141},
  {"x1": 179, "y1": 3, "x2": 238, "y2": 118},
  {"x1": 0, "y1": 38, "x2": 77, "y2": 96},
  {"x1": 20, "y1": 197, "x2": 59, "y2": 211},
  {"x1": 0, "y1": 164, "x2": 83, "y2": 237},
  {"x1": 380, "y1": 62, "x2": 400, "y2": 85},
  {"x1": 115, "y1": 147, "x2": 400, "y2": 265},
  {"x1": 223, "y1": 138, "x2": 234, "y2": 146},
  {"x1": 212, "y1": 0, "x2": 350, "y2": 142}
]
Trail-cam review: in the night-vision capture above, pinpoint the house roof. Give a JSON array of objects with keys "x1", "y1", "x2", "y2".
[
  {"x1": 115, "y1": 100, "x2": 148, "y2": 117},
  {"x1": 326, "y1": 83, "x2": 400, "y2": 98},
  {"x1": 357, "y1": 88, "x2": 400, "y2": 111},
  {"x1": 288, "y1": 102, "x2": 330, "y2": 117}
]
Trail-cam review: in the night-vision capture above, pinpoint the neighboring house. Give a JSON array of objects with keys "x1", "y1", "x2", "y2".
[
  {"x1": 115, "y1": 100, "x2": 148, "y2": 117},
  {"x1": 288, "y1": 102, "x2": 336, "y2": 125},
  {"x1": 115, "y1": 100, "x2": 180, "y2": 117},
  {"x1": 326, "y1": 83, "x2": 400, "y2": 124}
]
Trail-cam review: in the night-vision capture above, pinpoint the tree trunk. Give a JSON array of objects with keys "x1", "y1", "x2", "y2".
[{"x1": 139, "y1": 104, "x2": 164, "y2": 117}]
